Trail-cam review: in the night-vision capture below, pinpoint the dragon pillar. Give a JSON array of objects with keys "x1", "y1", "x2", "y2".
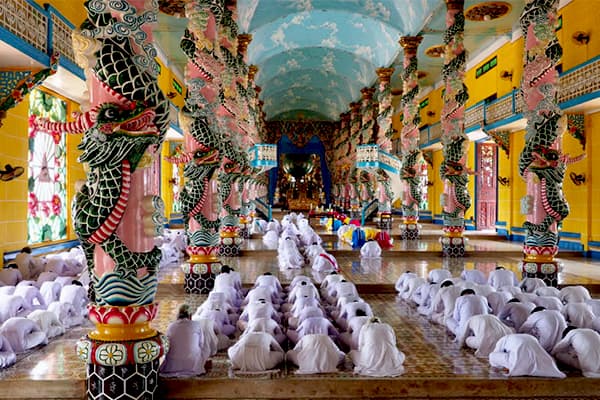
[
  {"x1": 518, "y1": 0, "x2": 582, "y2": 285},
  {"x1": 440, "y1": 0, "x2": 471, "y2": 257},
  {"x1": 399, "y1": 36, "x2": 424, "y2": 240}
]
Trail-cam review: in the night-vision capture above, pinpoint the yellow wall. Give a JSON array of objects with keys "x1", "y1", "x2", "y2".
[
  {"x1": 0, "y1": 100, "x2": 30, "y2": 258},
  {"x1": 588, "y1": 112, "x2": 600, "y2": 243},
  {"x1": 558, "y1": 1, "x2": 600, "y2": 72},
  {"x1": 496, "y1": 140, "x2": 512, "y2": 230},
  {"x1": 509, "y1": 131, "x2": 527, "y2": 231}
]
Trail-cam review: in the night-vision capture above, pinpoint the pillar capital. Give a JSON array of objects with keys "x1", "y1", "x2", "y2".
[
  {"x1": 248, "y1": 64, "x2": 258, "y2": 81},
  {"x1": 399, "y1": 36, "x2": 423, "y2": 56},
  {"x1": 360, "y1": 87, "x2": 376, "y2": 101},
  {"x1": 340, "y1": 112, "x2": 351, "y2": 123},
  {"x1": 350, "y1": 102, "x2": 361, "y2": 113},
  {"x1": 237, "y1": 33, "x2": 252, "y2": 56},
  {"x1": 376, "y1": 67, "x2": 395, "y2": 83},
  {"x1": 445, "y1": 0, "x2": 465, "y2": 11}
]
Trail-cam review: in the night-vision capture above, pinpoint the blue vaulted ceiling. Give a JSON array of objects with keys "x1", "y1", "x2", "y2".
[{"x1": 155, "y1": 0, "x2": 526, "y2": 121}]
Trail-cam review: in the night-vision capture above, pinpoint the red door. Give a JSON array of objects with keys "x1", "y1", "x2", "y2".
[{"x1": 476, "y1": 143, "x2": 497, "y2": 230}]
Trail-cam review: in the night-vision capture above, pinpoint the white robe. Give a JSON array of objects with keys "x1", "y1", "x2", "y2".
[
  {"x1": 287, "y1": 334, "x2": 345, "y2": 374},
  {"x1": 277, "y1": 240, "x2": 304, "y2": 270},
  {"x1": 498, "y1": 301, "x2": 535, "y2": 331},
  {"x1": 59, "y1": 285, "x2": 88, "y2": 317},
  {"x1": 586, "y1": 299, "x2": 600, "y2": 317},
  {"x1": 456, "y1": 314, "x2": 514, "y2": 357},
  {"x1": 160, "y1": 319, "x2": 208, "y2": 377},
  {"x1": 460, "y1": 269, "x2": 487, "y2": 285},
  {"x1": 428, "y1": 269, "x2": 452, "y2": 284},
  {"x1": 39, "y1": 281, "x2": 62, "y2": 306},
  {"x1": 533, "y1": 295, "x2": 563, "y2": 311},
  {"x1": 560, "y1": 286, "x2": 591, "y2": 304},
  {"x1": 27, "y1": 310, "x2": 65, "y2": 339},
  {"x1": 304, "y1": 244, "x2": 325, "y2": 264},
  {"x1": 0, "y1": 295, "x2": 26, "y2": 324},
  {"x1": 400, "y1": 277, "x2": 427, "y2": 302},
  {"x1": 535, "y1": 286, "x2": 561, "y2": 298},
  {"x1": 0, "y1": 334, "x2": 16, "y2": 368},
  {"x1": 349, "y1": 321, "x2": 405, "y2": 377},
  {"x1": 489, "y1": 334, "x2": 566, "y2": 378},
  {"x1": 47, "y1": 301, "x2": 84, "y2": 328},
  {"x1": 0, "y1": 269, "x2": 21, "y2": 286},
  {"x1": 446, "y1": 294, "x2": 490, "y2": 336},
  {"x1": 488, "y1": 269, "x2": 518, "y2": 290},
  {"x1": 360, "y1": 241, "x2": 381, "y2": 258},
  {"x1": 562, "y1": 303, "x2": 596, "y2": 329},
  {"x1": 551, "y1": 328, "x2": 600, "y2": 378},
  {"x1": 0, "y1": 317, "x2": 47, "y2": 353},
  {"x1": 196, "y1": 318, "x2": 219, "y2": 356},
  {"x1": 13, "y1": 285, "x2": 46, "y2": 311},
  {"x1": 394, "y1": 272, "x2": 417, "y2": 293},
  {"x1": 430, "y1": 285, "x2": 462, "y2": 325},
  {"x1": 519, "y1": 310, "x2": 567, "y2": 352},
  {"x1": 228, "y1": 332, "x2": 284, "y2": 371},
  {"x1": 520, "y1": 277, "x2": 547, "y2": 293},
  {"x1": 312, "y1": 252, "x2": 338, "y2": 273}
]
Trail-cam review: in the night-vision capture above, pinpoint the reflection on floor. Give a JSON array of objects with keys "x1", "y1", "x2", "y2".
[{"x1": 2, "y1": 223, "x2": 600, "y2": 399}]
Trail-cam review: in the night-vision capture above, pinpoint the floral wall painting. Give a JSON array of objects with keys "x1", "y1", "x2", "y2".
[{"x1": 27, "y1": 89, "x2": 67, "y2": 243}]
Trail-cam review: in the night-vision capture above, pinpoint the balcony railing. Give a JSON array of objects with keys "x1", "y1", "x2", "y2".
[{"x1": 420, "y1": 54, "x2": 600, "y2": 147}]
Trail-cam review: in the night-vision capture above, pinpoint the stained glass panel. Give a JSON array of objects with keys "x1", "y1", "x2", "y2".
[{"x1": 27, "y1": 89, "x2": 67, "y2": 243}]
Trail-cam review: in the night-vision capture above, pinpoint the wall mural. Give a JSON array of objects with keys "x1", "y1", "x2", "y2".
[{"x1": 265, "y1": 120, "x2": 337, "y2": 148}]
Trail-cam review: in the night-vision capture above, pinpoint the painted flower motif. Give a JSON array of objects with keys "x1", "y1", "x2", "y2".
[
  {"x1": 96, "y1": 344, "x2": 126, "y2": 366},
  {"x1": 11, "y1": 89, "x2": 23, "y2": 102},
  {"x1": 134, "y1": 341, "x2": 159, "y2": 364},
  {"x1": 51, "y1": 194, "x2": 61, "y2": 215},
  {"x1": 28, "y1": 192, "x2": 39, "y2": 217},
  {"x1": 40, "y1": 201, "x2": 50, "y2": 217},
  {"x1": 541, "y1": 263, "x2": 557, "y2": 274},
  {"x1": 76, "y1": 340, "x2": 91, "y2": 362},
  {"x1": 51, "y1": 130, "x2": 61, "y2": 145}
]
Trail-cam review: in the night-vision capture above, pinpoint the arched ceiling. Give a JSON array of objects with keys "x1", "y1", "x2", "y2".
[{"x1": 155, "y1": 0, "x2": 526, "y2": 121}]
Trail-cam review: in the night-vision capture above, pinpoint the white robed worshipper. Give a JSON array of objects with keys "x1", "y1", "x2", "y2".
[
  {"x1": 486, "y1": 290, "x2": 512, "y2": 315},
  {"x1": 519, "y1": 307, "x2": 567, "y2": 352},
  {"x1": 244, "y1": 286, "x2": 281, "y2": 308},
  {"x1": 287, "y1": 281, "x2": 319, "y2": 306},
  {"x1": 254, "y1": 272, "x2": 283, "y2": 294},
  {"x1": 47, "y1": 300, "x2": 84, "y2": 328},
  {"x1": 428, "y1": 269, "x2": 452, "y2": 284},
  {"x1": 160, "y1": 305, "x2": 209, "y2": 377},
  {"x1": 551, "y1": 327, "x2": 600, "y2": 378},
  {"x1": 560, "y1": 285, "x2": 592, "y2": 304},
  {"x1": 0, "y1": 334, "x2": 16, "y2": 368},
  {"x1": 456, "y1": 314, "x2": 514, "y2": 357},
  {"x1": 287, "y1": 334, "x2": 345, "y2": 374},
  {"x1": 0, "y1": 317, "x2": 47, "y2": 353},
  {"x1": 460, "y1": 269, "x2": 487, "y2": 285},
  {"x1": 320, "y1": 271, "x2": 343, "y2": 294},
  {"x1": 287, "y1": 305, "x2": 324, "y2": 330},
  {"x1": 27, "y1": 309, "x2": 65, "y2": 339},
  {"x1": 36, "y1": 271, "x2": 58, "y2": 287},
  {"x1": 304, "y1": 243, "x2": 325, "y2": 265},
  {"x1": 237, "y1": 300, "x2": 281, "y2": 331},
  {"x1": 194, "y1": 318, "x2": 219, "y2": 356},
  {"x1": 59, "y1": 281, "x2": 88, "y2": 317},
  {"x1": 0, "y1": 286, "x2": 15, "y2": 296},
  {"x1": 0, "y1": 295, "x2": 26, "y2": 324},
  {"x1": 497, "y1": 298, "x2": 536, "y2": 331},
  {"x1": 586, "y1": 298, "x2": 600, "y2": 317},
  {"x1": 414, "y1": 283, "x2": 441, "y2": 315},
  {"x1": 228, "y1": 331, "x2": 284, "y2": 372},
  {"x1": 562, "y1": 303, "x2": 596, "y2": 329},
  {"x1": 312, "y1": 252, "x2": 339, "y2": 273},
  {"x1": 360, "y1": 240, "x2": 381, "y2": 258},
  {"x1": 326, "y1": 280, "x2": 359, "y2": 305},
  {"x1": 44, "y1": 254, "x2": 83, "y2": 277},
  {"x1": 287, "y1": 275, "x2": 312, "y2": 292},
  {"x1": 430, "y1": 281, "x2": 463, "y2": 325},
  {"x1": 339, "y1": 309, "x2": 371, "y2": 351},
  {"x1": 262, "y1": 228, "x2": 280, "y2": 248},
  {"x1": 242, "y1": 317, "x2": 286, "y2": 345},
  {"x1": 489, "y1": 333, "x2": 565, "y2": 378},
  {"x1": 193, "y1": 304, "x2": 236, "y2": 337},
  {"x1": 14, "y1": 247, "x2": 44, "y2": 281},
  {"x1": 487, "y1": 266, "x2": 519, "y2": 290},
  {"x1": 532, "y1": 295, "x2": 563, "y2": 311},
  {"x1": 0, "y1": 266, "x2": 22, "y2": 286},
  {"x1": 394, "y1": 271, "x2": 417, "y2": 293},
  {"x1": 39, "y1": 281, "x2": 62, "y2": 306},
  {"x1": 349, "y1": 317, "x2": 405, "y2": 377},
  {"x1": 278, "y1": 238, "x2": 304, "y2": 270},
  {"x1": 13, "y1": 285, "x2": 46, "y2": 312},
  {"x1": 400, "y1": 276, "x2": 428, "y2": 302},
  {"x1": 446, "y1": 289, "x2": 490, "y2": 336},
  {"x1": 535, "y1": 286, "x2": 561, "y2": 298},
  {"x1": 287, "y1": 315, "x2": 339, "y2": 344},
  {"x1": 520, "y1": 277, "x2": 547, "y2": 293}
]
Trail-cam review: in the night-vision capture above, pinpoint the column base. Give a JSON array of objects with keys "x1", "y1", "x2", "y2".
[
  {"x1": 181, "y1": 261, "x2": 222, "y2": 294},
  {"x1": 218, "y1": 243, "x2": 241, "y2": 257},
  {"x1": 378, "y1": 213, "x2": 392, "y2": 230},
  {"x1": 520, "y1": 260, "x2": 560, "y2": 287},
  {"x1": 441, "y1": 236, "x2": 465, "y2": 257},
  {"x1": 239, "y1": 226, "x2": 250, "y2": 239},
  {"x1": 87, "y1": 358, "x2": 160, "y2": 400},
  {"x1": 400, "y1": 223, "x2": 419, "y2": 240}
]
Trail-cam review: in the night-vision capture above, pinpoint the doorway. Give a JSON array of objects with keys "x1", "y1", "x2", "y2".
[{"x1": 476, "y1": 142, "x2": 497, "y2": 230}]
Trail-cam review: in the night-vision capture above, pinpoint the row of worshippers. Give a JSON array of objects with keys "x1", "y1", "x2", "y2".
[
  {"x1": 1, "y1": 246, "x2": 86, "y2": 285},
  {"x1": 160, "y1": 267, "x2": 406, "y2": 376},
  {"x1": 0, "y1": 278, "x2": 88, "y2": 369},
  {"x1": 396, "y1": 266, "x2": 600, "y2": 378},
  {"x1": 336, "y1": 224, "x2": 394, "y2": 251}
]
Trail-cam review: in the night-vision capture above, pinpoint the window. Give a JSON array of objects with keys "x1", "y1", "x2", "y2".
[{"x1": 27, "y1": 89, "x2": 67, "y2": 243}]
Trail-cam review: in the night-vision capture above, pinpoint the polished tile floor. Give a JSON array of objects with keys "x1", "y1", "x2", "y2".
[{"x1": 2, "y1": 223, "x2": 600, "y2": 399}]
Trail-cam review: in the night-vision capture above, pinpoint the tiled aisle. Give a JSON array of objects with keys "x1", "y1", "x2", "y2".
[{"x1": 1, "y1": 226, "x2": 600, "y2": 399}]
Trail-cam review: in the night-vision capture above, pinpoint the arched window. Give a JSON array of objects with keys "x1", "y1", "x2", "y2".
[{"x1": 27, "y1": 89, "x2": 67, "y2": 243}]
